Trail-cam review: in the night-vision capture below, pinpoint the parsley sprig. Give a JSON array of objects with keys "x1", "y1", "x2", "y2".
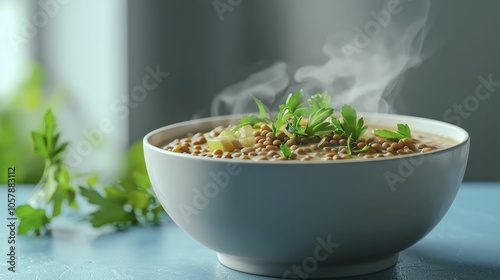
[
  {"x1": 16, "y1": 109, "x2": 164, "y2": 235},
  {"x1": 279, "y1": 144, "x2": 294, "y2": 158},
  {"x1": 236, "y1": 90, "x2": 338, "y2": 137},
  {"x1": 16, "y1": 110, "x2": 77, "y2": 235},
  {"x1": 79, "y1": 142, "x2": 163, "y2": 228},
  {"x1": 275, "y1": 90, "x2": 305, "y2": 135},
  {"x1": 330, "y1": 104, "x2": 369, "y2": 155},
  {"x1": 279, "y1": 90, "x2": 336, "y2": 137},
  {"x1": 331, "y1": 104, "x2": 367, "y2": 139},
  {"x1": 374, "y1": 124, "x2": 412, "y2": 139}
]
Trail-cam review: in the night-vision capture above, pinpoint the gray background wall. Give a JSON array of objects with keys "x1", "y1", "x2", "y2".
[{"x1": 128, "y1": 0, "x2": 500, "y2": 181}]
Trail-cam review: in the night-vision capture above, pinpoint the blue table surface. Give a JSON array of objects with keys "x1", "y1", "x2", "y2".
[{"x1": 0, "y1": 182, "x2": 499, "y2": 280}]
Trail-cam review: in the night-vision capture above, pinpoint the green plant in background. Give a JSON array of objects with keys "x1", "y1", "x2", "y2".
[
  {"x1": 79, "y1": 141, "x2": 164, "y2": 228},
  {"x1": 0, "y1": 62, "x2": 46, "y2": 184},
  {"x1": 15, "y1": 109, "x2": 164, "y2": 235},
  {"x1": 16, "y1": 110, "x2": 77, "y2": 235}
]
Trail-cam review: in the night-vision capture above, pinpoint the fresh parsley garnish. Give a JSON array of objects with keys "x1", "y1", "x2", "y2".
[
  {"x1": 238, "y1": 90, "x2": 413, "y2": 146},
  {"x1": 346, "y1": 134, "x2": 370, "y2": 155},
  {"x1": 273, "y1": 90, "x2": 304, "y2": 135},
  {"x1": 303, "y1": 107, "x2": 336, "y2": 136},
  {"x1": 374, "y1": 124, "x2": 412, "y2": 139},
  {"x1": 253, "y1": 96, "x2": 268, "y2": 119},
  {"x1": 279, "y1": 144, "x2": 294, "y2": 158},
  {"x1": 232, "y1": 96, "x2": 272, "y2": 131},
  {"x1": 331, "y1": 104, "x2": 367, "y2": 140},
  {"x1": 284, "y1": 91, "x2": 336, "y2": 136}
]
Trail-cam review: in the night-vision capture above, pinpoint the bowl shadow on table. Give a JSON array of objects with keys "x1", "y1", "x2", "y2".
[{"x1": 327, "y1": 248, "x2": 500, "y2": 280}]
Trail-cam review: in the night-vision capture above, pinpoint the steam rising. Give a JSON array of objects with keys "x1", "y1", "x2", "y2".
[
  {"x1": 210, "y1": 0, "x2": 432, "y2": 116},
  {"x1": 210, "y1": 62, "x2": 289, "y2": 116}
]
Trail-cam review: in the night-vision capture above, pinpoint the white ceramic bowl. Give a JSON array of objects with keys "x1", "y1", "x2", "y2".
[{"x1": 143, "y1": 113, "x2": 469, "y2": 278}]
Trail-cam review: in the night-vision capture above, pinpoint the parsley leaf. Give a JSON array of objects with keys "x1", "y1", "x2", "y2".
[
  {"x1": 232, "y1": 115, "x2": 265, "y2": 131},
  {"x1": 332, "y1": 104, "x2": 367, "y2": 139},
  {"x1": 233, "y1": 96, "x2": 271, "y2": 131},
  {"x1": 80, "y1": 141, "x2": 164, "y2": 228},
  {"x1": 273, "y1": 90, "x2": 304, "y2": 134},
  {"x1": 15, "y1": 205, "x2": 49, "y2": 235},
  {"x1": 279, "y1": 144, "x2": 294, "y2": 158},
  {"x1": 346, "y1": 134, "x2": 370, "y2": 155},
  {"x1": 79, "y1": 185, "x2": 136, "y2": 228},
  {"x1": 374, "y1": 124, "x2": 412, "y2": 139},
  {"x1": 304, "y1": 107, "x2": 336, "y2": 136},
  {"x1": 253, "y1": 96, "x2": 268, "y2": 119},
  {"x1": 285, "y1": 90, "x2": 304, "y2": 112},
  {"x1": 285, "y1": 91, "x2": 336, "y2": 136}
]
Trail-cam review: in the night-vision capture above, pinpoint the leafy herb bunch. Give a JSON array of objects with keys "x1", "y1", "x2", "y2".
[
  {"x1": 16, "y1": 109, "x2": 163, "y2": 235},
  {"x1": 235, "y1": 90, "x2": 411, "y2": 156}
]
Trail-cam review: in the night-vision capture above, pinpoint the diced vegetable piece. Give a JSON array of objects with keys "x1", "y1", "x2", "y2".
[
  {"x1": 231, "y1": 139, "x2": 243, "y2": 149},
  {"x1": 207, "y1": 138, "x2": 225, "y2": 152},
  {"x1": 220, "y1": 137, "x2": 235, "y2": 152},
  {"x1": 220, "y1": 131, "x2": 234, "y2": 138},
  {"x1": 361, "y1": 130, "x2": 373, "y2": 141},
  {"x1": 239, "y1": 125, "x2": 254, "y2": 138},
  {"x1": 239, "y1": 137, "x2": 255, "y2": 147}
]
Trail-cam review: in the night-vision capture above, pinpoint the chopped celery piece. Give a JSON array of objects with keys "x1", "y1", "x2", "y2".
[
  {"x1": 239, "y1": 125, "x2": 254, "y2": 138},
  {"x1": 239, "y1": 137, "x2": 255, "y2": 147},
  {"x1": 207, "y1": 138, "x2": 225, "y2": 152},
  {"x1": 220, "y1": 137, "x2": 235, "y2": 152}
]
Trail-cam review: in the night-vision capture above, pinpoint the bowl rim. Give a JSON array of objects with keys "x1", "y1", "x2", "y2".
[{"x1": 143, "y1": 113, "x2": 470, "y2": 165}]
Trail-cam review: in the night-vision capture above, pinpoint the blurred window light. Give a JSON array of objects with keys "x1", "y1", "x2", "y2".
[{"x1": 0, "y1": 0, "x2": 31, "y2": 97}]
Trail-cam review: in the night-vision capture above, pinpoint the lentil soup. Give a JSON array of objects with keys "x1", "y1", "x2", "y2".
[{"x1": 162, "y1": 124, "x2": 456, "y2": 162}]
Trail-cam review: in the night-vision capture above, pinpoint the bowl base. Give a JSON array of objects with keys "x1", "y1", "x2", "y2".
[{"x1": 217, "y1": 253, "x2": 399, "y2": 278}]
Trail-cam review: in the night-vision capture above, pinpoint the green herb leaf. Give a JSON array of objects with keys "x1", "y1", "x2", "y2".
[
  {"x1": 79, "y1": 186, "x2": 134, "y2": 228},
  {"x1": 293, "y1": 107, "x2": 308, "y2": 118},
  {"x1": 346, "y1": 134, "x2": 370, "y2": 155},
  {"x1": 332, "y1": 104, "x2": 367, "y2": 139},
  {"x1": 279, "y1": 144, "x2": 294, "y2": 158},
  {"x1": 80, "y1": 141, "x2": 163, "y2": 228},
  {"x1": 374, "y1": 123, "x2": 412, "y2": 139},
  {"x1": 252, "y1": 96, "x2": 268, "y2": 119},
  {"x1": 273, "y1": 104, "x2": 291, "y2": 135},
  {"x1": 285, "y1": 90, "x2": 304, "y2": 112},
  {"x1": 233, "y1": 96, "x2": 272, "y2": 131},
  {"x1": 32, "y1": 131, "x2": 47, "y2": 158},
  {"x1": 397, "y1": 123, "x2": 412, "y2": 138},
  {"x1": 308, "y1": 122, "x2": 337, "y2": 136},
  {"x1": 271, "y1": 90, "x2": 304, "y2": 135},
  {"x1": 15, "y1": 205, "x2": 49, "y2": 235},
  {"x1": 304, "y1": 107, "x2": 335, "y2": 136},
  {"x1": 308, "y1": 107, "x2": 334, "y2": 129},
  {"x1": 287, "y1": 115, "x2": 306, "y2": 136}
]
